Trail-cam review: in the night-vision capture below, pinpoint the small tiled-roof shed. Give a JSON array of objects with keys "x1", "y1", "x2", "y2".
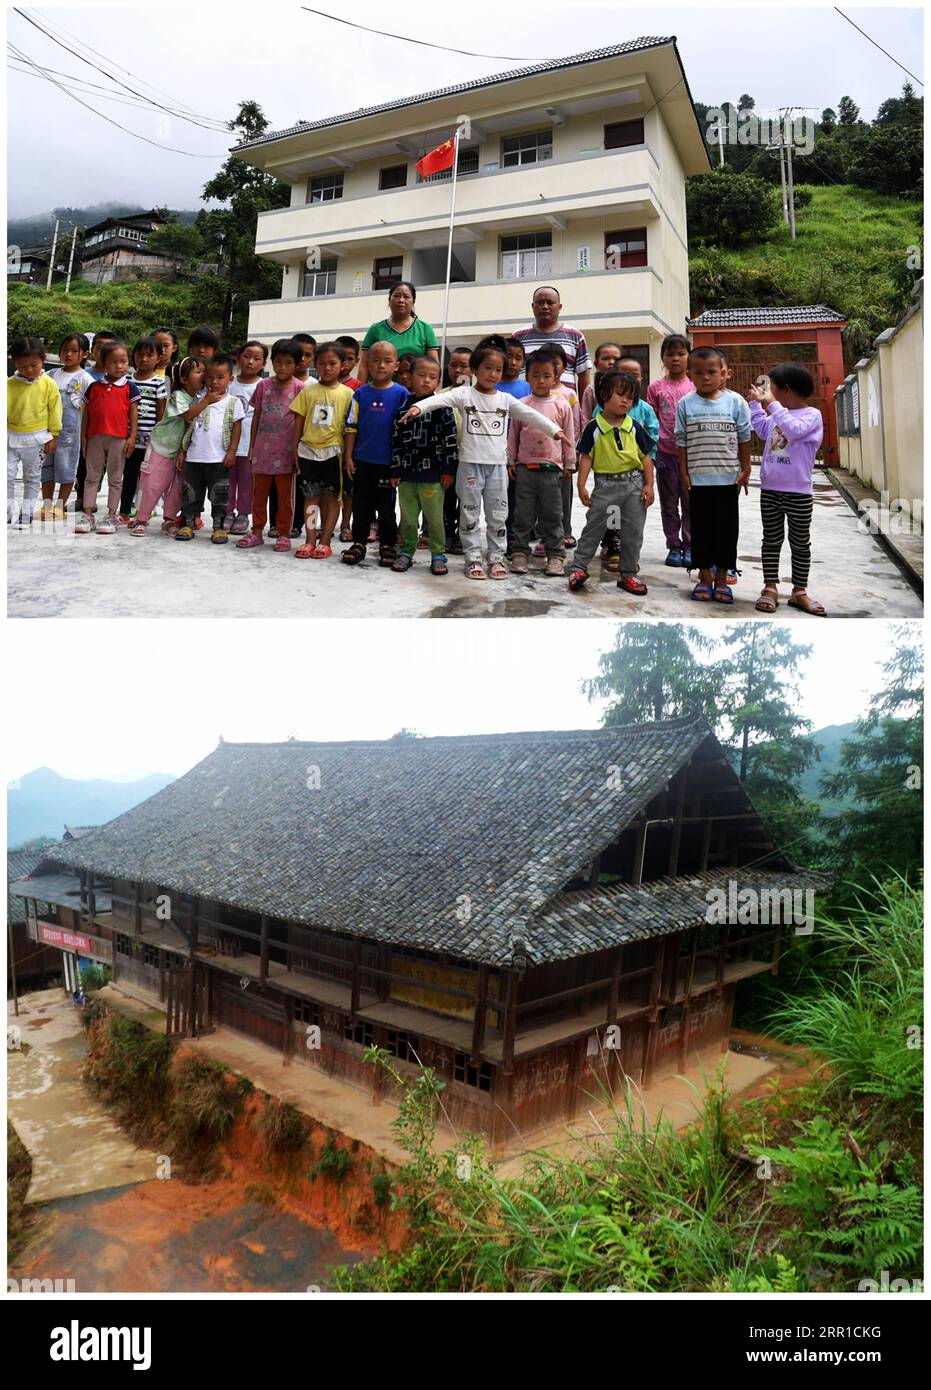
[{"x1": 688, "y1": 304, "x2": 848, "y2": 466}]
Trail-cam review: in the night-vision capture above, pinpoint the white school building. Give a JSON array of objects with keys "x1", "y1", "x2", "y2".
[{"x1": 235, "y1": 39, "x2": 710, "y2": 376}]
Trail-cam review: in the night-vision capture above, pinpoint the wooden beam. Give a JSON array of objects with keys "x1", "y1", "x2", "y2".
[
  {"x1": 631, "y1": 820, "x2": 647, "y2": 886},
  {"x1": 259, "y1": 914, "x2": 269, "y2": 985},
  {"x1": 667, "y1": 772, "x2": 687, "y2": 877},
  {"x1": 608, "y1": 946, "x2": 623, "y2": 1023},
  {"x1": 502, "y1": 971, "x2": 517, "y2": 1074},
  {"x1": 471, "y1": 963, "x2": 488, "y2": 1060},
  {"x1": 350, "y1": 938, "x2": 361, "y2": 1016},
  {"x1": 133, "y1": 881, "x2": 142, "y2": 941},
  {"x1": 588, "y1": 854, "x2": 601, "y2": 886}
]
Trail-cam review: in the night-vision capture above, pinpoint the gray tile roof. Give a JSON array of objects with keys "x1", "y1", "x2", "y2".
[
  {"x1": 537, "y1": 866, "x2": 829, "y2": 961},
  {"x1": 688, "y1": 305, "x2": 847, "y2": 327},
  {"x1": 47, "y1": 722, "x2": 807, "y2": 966},
  {"x1": 7, "y1": 847, "x2": 46, "y2": 925},
  {"x1": 9, "y1": 872, "x2": 111, "y2": 915},
  {"x1": 234, "y1": 40, "x2": 677, "y2": 150}
]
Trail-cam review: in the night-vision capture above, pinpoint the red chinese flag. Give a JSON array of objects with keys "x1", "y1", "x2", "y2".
[{"x1": 416, "y1": 137, "x2": 456, "y2": 178}]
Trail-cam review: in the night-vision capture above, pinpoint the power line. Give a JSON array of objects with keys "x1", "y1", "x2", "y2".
[
  {"x1": 8, "y1": 43, "x2": 227, "y2": 158},
  {"x1": 833, "y1": 7, "x2": 923, "y2": 87},
  {"x1": 31, "y1": 4, "x2": 226, "y2": 122},
  {"x1": 12, "y1": 9, "x2": 230, "y2": 130},
  {"x1": 299, "y1": 7, "x2": 524, "y2": 61},
  {"x1": 7, "y1": 57, "x2": 181, "y2": 113}
]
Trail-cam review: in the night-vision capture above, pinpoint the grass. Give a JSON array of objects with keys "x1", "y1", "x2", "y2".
[
  {"x1": 335, "y1": 880, "x2": 922, "y2": 1294},
  {"x1": 689, "y1": 184, "x2": 921, "y2": 359}
]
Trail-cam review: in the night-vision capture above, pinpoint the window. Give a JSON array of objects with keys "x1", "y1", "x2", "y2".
[
  {"x1": 386, "y1": 1029, "x2": 418, "y2": 1064},
  {"x1": 604, "y1": 228, "x2": 647, "y2": 270},
  {"x1": 294, "y1": 999, "x2": 320, "y2": 1026},
  {"x1": 501, "y1": 130, "x2": 553, "y2": 167},
  {"x1": 115, "y1": 933, "x2": 131, "y2": 958},
  {"x1": 143, "y1": 943, "x2": 160, "y2": 968},
  {"x1": 372, "y1": 255, "x2": 403, "y2": 292},
  {"x1": 453, "y1": 1051, "x2": 492, "y2": 1091},
  {"x1": 417, "y1": 146, "x2": 480, "y2": 183},
  {"x1": 302, "y1": 255, "x2": 337, "y2": 297},
  {"x1": 604, "y1": 118, "x2": 645, "y2": 149},
  {"x1": 344, "y1": 1017, "x2": 374, "y2": 1048},
  {"x1": 499, "y1": 231, "x2": 552, "y2": 281},
  {"x1": 308, "y1": 172, "x2": 344, "y2": 204},
  {"x1": 379, "y1": 164, "x2": 407, "y2": 190}
]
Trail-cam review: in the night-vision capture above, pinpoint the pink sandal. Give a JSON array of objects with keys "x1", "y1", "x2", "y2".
[
  {"x1": 273, "y1": 536, "x2": 291, "y2": 553},
  {"x1": 465, "y1": 561, "x2": 486, "y2": 580},
  {"x1": 489, "y1": 562, "x2": 508, "y2": 579},
  {"x1": 237, "y1": 531, "x2": 263, "y2": 548}
]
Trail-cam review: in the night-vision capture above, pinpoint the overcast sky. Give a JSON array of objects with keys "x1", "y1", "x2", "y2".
[
  {"x1": 6, "y1": 2, "x2": 924, "y2": 218},
  {"x1": 3, "y1": 619, "x2": 913, "y2": 785}
]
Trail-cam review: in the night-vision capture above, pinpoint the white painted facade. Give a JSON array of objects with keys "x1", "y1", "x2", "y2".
[{"x1": 237, "y1": 42, "x2": 709, "y2": 375}]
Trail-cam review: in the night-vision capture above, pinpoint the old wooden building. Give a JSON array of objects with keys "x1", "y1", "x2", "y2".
[{"x1": 12, "y1": 722, "x2": 823, "y2": 1142}]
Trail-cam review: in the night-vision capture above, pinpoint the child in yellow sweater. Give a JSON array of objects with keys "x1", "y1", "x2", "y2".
[{"x1": 8, "y1": 336, "x2": 62, "y2": 526}]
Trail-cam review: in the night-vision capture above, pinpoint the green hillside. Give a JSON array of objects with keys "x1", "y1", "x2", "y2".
[
  {"x1": 689, "y1": 184, "x2": 921, "y2": 361},
  {"x1": 7, "y1": 277, "x2": 204, "y2": 355}
]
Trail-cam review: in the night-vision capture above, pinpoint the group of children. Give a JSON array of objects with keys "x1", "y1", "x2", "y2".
[{"x1": 7, "y1": 321, "x2": 826, "y2": 612}]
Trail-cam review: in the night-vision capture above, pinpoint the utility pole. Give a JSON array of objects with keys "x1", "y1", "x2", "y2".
[
  {"x1": 45, "y1": 217, "x2": 60, "y2": 291},
  {"x1": 64, "y1": 224, "x2": 80, "y2": 294},
  {"x1": 785, "y1": 111, "x2": 797, "y2": 241},
  {"x1": 776, "y1": 125, "x2": 789, "y2": 224}
]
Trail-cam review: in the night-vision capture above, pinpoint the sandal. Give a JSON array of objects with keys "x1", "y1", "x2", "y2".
[
  {"x1": 568, "y1": 569, "x2": 588, "y2": 592},
  {"x1": 617, "y1": 576, "x2": 647, "y2": 595},
  {"x1": 341, "y1": 543, "x2": 366, "y2": 565},
  {"x1": 465, "y1": 561, "x2": 486, "y2": 580},
  {"x1": 604, "y1": 552, "x2": 621, "y2": 573},
  {"x1": 489, "y1": 562, "x2": 508, "y2": 579},
  {"x1": 392, "y1": 552, "x2": 414, "y2": 572},
  {"x1": 379, "y1": 545, "x2": 397, "y2": 568},
  {"x1": 690, "y1": 583, "x2": 713, "y2": 601},
  {"x1": 755, "y1": 587, "x2": 779, "y2": 613},
  {"x1": 273, "y1": 536, "x2": 291, "y2": 553},
  {"x1": 339, "y1": 527, "x2": 352, "y2": 543},
  {"x1": 129, "y1": 523, "x2": 147, "y2": 537},
  {"x1": 311, "y1": 542, "x2": 331, "y2": 558},
  {"x1": 712, "y1": 584, "x2": 734, "y2": 604},
  {"x1": 237, "y1": 531, "x2": 263, "y2": 548},
  {"x1": 788, "y1": 591, "x2": 827, "y2": 616},
  {"x1": 430, "y1": 554, "x2": 448, "y2": 575},
  {"x1": 294, "y1": 544, "x2": 316, "y2": 559}
]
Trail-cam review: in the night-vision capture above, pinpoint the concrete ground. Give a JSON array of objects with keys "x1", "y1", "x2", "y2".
[
  {"x1": 7, "y1": 466, "x2": 921, "y2": 619},
  {"x1": 7, "y1": 989, "x2": 160, "y2": 1203}
]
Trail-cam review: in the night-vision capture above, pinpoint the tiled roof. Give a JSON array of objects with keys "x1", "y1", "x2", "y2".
[
  {"x1": 537, "y1": 867, "x2": 830, "y2": 961},
  {"x1": 9, "y1": 872, "x2": 112, "y2": 915},
  {"x1": 234, "y1": 40, "x2": 677, "y2": 150},
  {"x1": 7, "y1": 847, "x2": 46, "y2": 925},
  {"x1": 63, "y1": 825, "x2": 98, "y2": 840},
  {"x1": 688, "y1": 305, "x2": 847, "y2": 327}
]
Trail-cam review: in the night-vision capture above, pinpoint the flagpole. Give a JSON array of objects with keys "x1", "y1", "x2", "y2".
[{"x1": 439, "y1": 124, "x2": 462, "y2": 381}]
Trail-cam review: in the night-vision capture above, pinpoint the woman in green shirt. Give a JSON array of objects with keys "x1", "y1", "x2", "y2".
[{"x1": 359, "y1": 282, "x2": 439, "y2": 382}]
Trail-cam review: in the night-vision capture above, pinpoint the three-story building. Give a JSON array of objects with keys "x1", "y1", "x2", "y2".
[{"x1": 236, "y1": 39, "x2": 709, "y2": 376}]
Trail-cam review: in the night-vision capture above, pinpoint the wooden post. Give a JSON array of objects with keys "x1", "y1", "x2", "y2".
[
  {"x1": 471, "y1": 963, "x2": 488, "y2": 1060},
  {"x1": 190, "y1": 896, "x2": 200, "y2": 956},
  {"x1": 699, "y1": 817, "x2": 713, "y2": 872},
  {"x1": 607, "y1": 946, "x2": 623, "y2": 1023},
  {"x1": 283, "y1": 995, "x2": 294, "y2": 1065},
  {"x1": 87, "y1": 871, "x2": 96, "y2": 923},
  {"x1": 259, "y1": 914, "x2": 269, "y2": 985},
  {"x1": 350, "y1": 939, "x2": 361, "y2": 1016},
  {"x1": 502, "y1": 971, "x2": 517, "y2": 1075},
  {"x1": 376, "y1": 946, "x2": 391, "y2": 1002},
  {"x1": 632, "y1": 820, "x2": 647, "y2": 885},
  {"x1": 667, "y1": 771, "x2": 687, "y2": 878},
  {"x1": 566, "y1": 1037, "x2": 583, "y2": 1121},
  {"x1": 716, "y1": 924, "x2": 730, "y2": 988},
  {"x1": 133, "y1": 881, "x2": 142, "y2": 941},
  {"x1": 678, "y1": 1001, "x2": 691, "y2": 1071}
]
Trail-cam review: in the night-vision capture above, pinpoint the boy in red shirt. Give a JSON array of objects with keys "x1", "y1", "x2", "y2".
[{"x1": 76, "y1": 342, "x2": 139, "y2": 534}]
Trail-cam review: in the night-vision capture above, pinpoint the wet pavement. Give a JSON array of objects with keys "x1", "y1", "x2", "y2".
[{"x1": 7, "y1": 467, "x2": 922, "y2": 620}]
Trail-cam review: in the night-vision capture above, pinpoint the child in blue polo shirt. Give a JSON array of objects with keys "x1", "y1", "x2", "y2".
[{"x1": 341, "y1": 341, "x2": 409, "y2": 567}]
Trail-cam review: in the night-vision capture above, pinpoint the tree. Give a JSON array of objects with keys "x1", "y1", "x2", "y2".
[
  {"x1": 820, "y1": 626, "x2": 923, "y2": 882},
  {"x1": 686, "y1": 168, "x2": 780, "y2": 247},
  {"x1": 737, "y1": 93, "x2": 755, "y2": 112},
  {"x1": 145, "y1": 217, "x2": 207, "y2": 276},
  {"x1": 820, "y1": 107, "x2": 837, "y2": 129},
  {"x1": 837, "y1": 95, "x2": 860, "y2": 126},
  {"x1": 718, "y1": 627, "x2": 819, "y2": 847},
  {"x1": 583, "y1": 623, "x2": 721, "y2": 726},
  {"x1": 198, "y1": 100, "x2": 290, "y2": 342}
]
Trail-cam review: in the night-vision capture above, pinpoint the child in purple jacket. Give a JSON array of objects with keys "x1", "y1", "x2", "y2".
[{"x1": 748, "y1": 363, "x2": 825, "y2": 616}]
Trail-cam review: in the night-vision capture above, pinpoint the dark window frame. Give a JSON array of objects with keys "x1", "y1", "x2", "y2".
[
  {"x1": 604, "y1": 118, "x2": 645, "y2": 150},
  {"x1": 372, "y1": 255, "x2": 404, "y2": 292},
  {"x1": 379, "y1": 163, "x2": 408, "y2": 190},
  {"x1": 604, "y1": 227, "x2": 648, "y2": 270}
]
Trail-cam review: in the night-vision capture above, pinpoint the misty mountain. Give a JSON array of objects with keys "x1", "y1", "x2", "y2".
[
  {"x1": 8, "y1": 203, "x2": 199, "y2": 248},
  {"x1": 8, "y1": 766, "x2": 176, "y2": 848},
  {"x1": 801, "y1": 722, "x2": 858, "y2": 814}
]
